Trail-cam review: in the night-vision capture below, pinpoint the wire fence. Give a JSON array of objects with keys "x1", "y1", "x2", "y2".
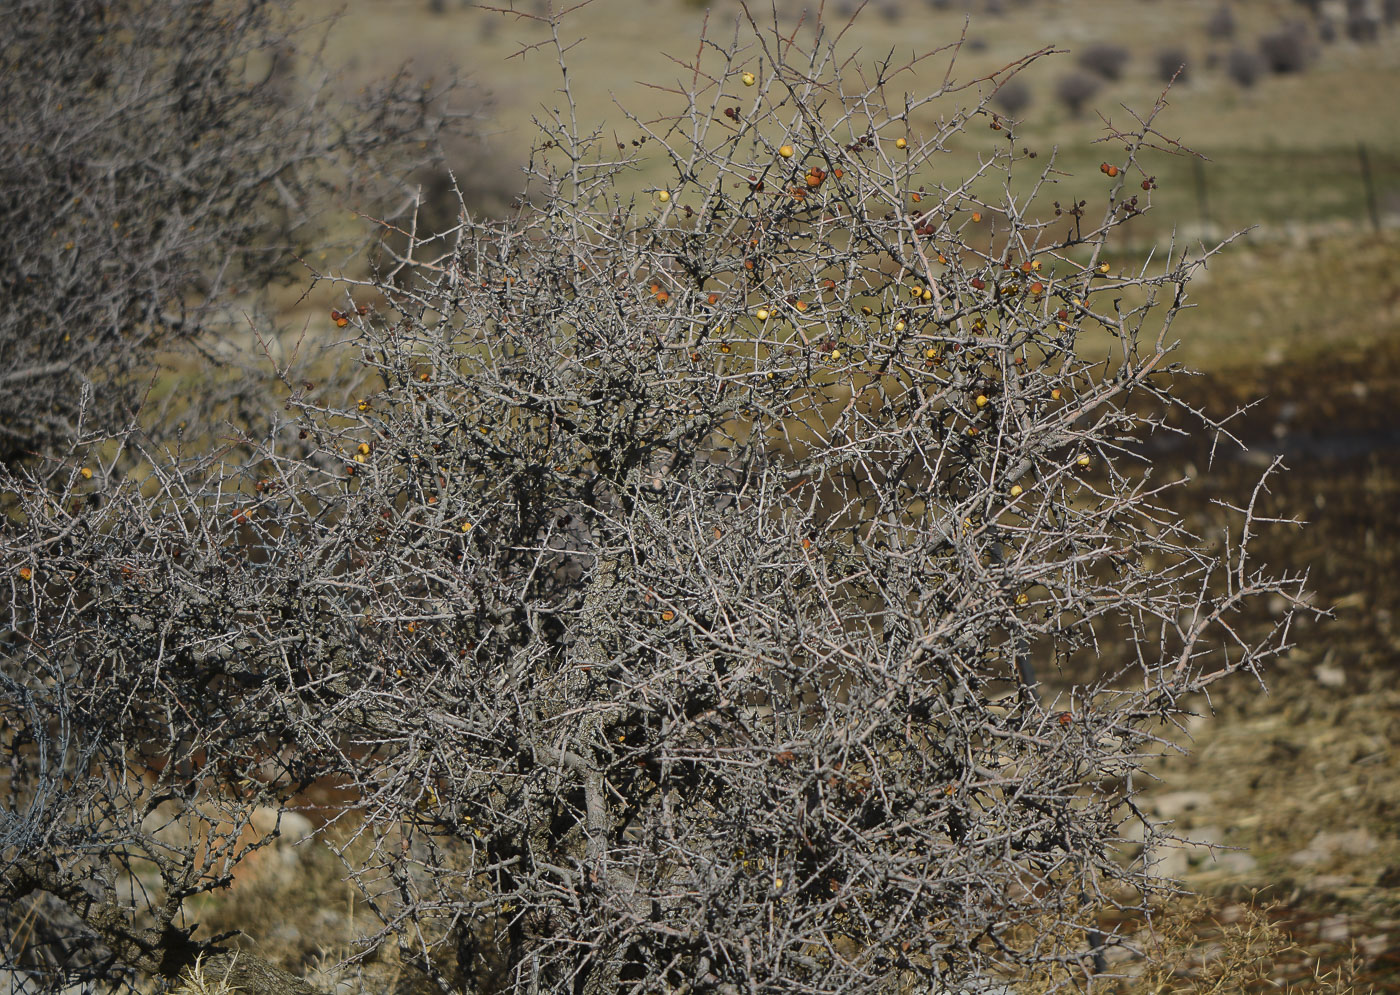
[{"x1": 1124, "y1": 143, "x2": 1400, "y2": 244}]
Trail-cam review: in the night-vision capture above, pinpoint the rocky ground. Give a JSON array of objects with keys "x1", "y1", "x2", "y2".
[{"x1": 1093, "y1": 332, "x2": 1400, "y2": 991}]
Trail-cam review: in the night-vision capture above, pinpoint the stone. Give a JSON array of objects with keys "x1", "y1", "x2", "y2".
[
  {"x1": 251, "y1": 806, "x2": 315, "y2": 844},
  {"x1": 931, "y1": 982, "x2": 1015, "y2": 995},
  {"x1": 1149, "y1": 790, "x2": 1212, "y2": 821},
  {"x1": 1169, "y1": 826, "x2": 1257, "y2": 874},
  {"x1": 1314, "y1": 662, "x2": 1347, "y2": 688},
  {"x1": 1318, "y1": 915, "x2": 1350, "y2": 944},
  {"x1": 1290, "y1": 828, "x2": 1376, "y2": 867},
  {"x1": 1210, "y1": 850, "x2": 1258, "y2": 874},
  {"x1": 1307, "y1": 875, "x2": 1355, "y2": 893},
  {"x1": 1144, "y1": 843, "x2": 1190, "y2": 879}
]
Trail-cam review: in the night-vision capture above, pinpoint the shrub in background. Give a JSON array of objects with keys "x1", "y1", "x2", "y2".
[
  {"x1": 1155, "y1": 47, "x2": 1191, "y2": 84},
  {"x1": 1076, "y1": 42, "x2": 1132, "y2": 81},
  {"x1": 1206, "y1": 3, "x2": 1237, "y2": 41},
  {"x1": 1345, "y1": 12, "x2": 1381, "y2": 43},
  {"x1": 0, "y1": 0, "x2": 477, "y2": 464},
  {"x1": 1, "y1": 5, "x2": 1304, "y2": 994},
  {"x1": 1226, "y1": 46, "x2": 1265, "y2": 87},
  {"x1": 1055, "y1": 69, "x2": 1103, "y2": 117},
  {"x1": 1258, "y1": 22, "x2": 1313, "y2": 74},
  {"x1": 992, "y1": 76, "x2": 1033, "y2": 117}
]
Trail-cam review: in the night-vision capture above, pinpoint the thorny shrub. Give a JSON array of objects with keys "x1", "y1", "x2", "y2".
[
  {"x1": 1075, "y1": 43, "x2": 1131, "y2": 82},
  {"x1": 0, "y1": 0, "x2": 475, "y2": 463},
  {"x1": 1053, "y1": 69, "x2": 1102, "y2": 118},
  {"x1": 1344, "y1": 13, "x2": 1381, "y2": 44},
  {"x1": 2, "y1": 5, "x2": 1309, "y2": 994},
  {"x1": 1154, "y1": 48, "x2": 1190, "y2": 86},
  {"x1": 1257, "y1": 22, "x2": 1313, "y2": 75},
  {"x1": 1224, "y1": 46, "x2": 1264, "y2": 88},
  {"x1": 1205, "y1": 3, "x2": 1237, "y2": 41},
  {"x1": 991, "y1": 76, "x2": 1032, "y2": 118}
]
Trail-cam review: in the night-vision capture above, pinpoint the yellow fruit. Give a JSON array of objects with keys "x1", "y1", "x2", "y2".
[
  {"x1": 741, "y1": 72, "x2": 756, "y2": 86},
  {"x1": 79, "y1": 467, "x2": 93, "y2": 479},
  {"x1": 1051, "y1": 388, "x2": 1061, "y2": 400},
  {"x1": 922, "y1": 288, "x2": 932, "y2": 301},
  {"x1": 895, "y1": 137, "x2": 908, "y2": 149},
  {"x1": 755, "y1": 308, "x2": 770, "y2": 321},
  {"x1": 1077, "y1": 455, "x2": 1091, "y2": 467},
  {"x1": 461, "y1": 522, "x2": 474, "y2": 532},
  {"x1": 657, "y1": 190, "x2": 670, "y2": 203},
  {"x1": 1010, "y1": 484, "x2": 1022, "y2": 497},
  {"x1": 975, "y1": 394, "x2": 989, "y2": 408},
  {"x1": 1098, "y1": 262, "x2": 1111, "y2": 274},
  {"x1": 779, "y1": 145, "x2": 795, "y2": 158},
  {"x1": 829, "y1": 349, "x2": 841, "y2": 361},
  {"x1": 894, "y1": 320, "x2": 905, "y2": 332}
]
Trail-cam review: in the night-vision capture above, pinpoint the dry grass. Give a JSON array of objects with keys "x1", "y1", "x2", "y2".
[
  {"x1": 174, "y1": 955, "x2": 243, "y2": 995},
  {"x1": 1076, "y1": 228, "x2": 1400, "y2": 372},
  {"x1": 1110, "y1": 896, "x2": 1377, "y2": 994}
]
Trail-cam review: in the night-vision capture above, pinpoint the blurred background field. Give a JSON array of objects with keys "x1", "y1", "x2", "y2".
[
  {"x1": 308, "y1": 0, "x2": 1400, "y2": 241},
  {"x1": 185, "y1": 0, "x2": 1400, "y2": 990},
  {"x1": 290, "y1": 0, "x2": 1400, "y2": 367}
]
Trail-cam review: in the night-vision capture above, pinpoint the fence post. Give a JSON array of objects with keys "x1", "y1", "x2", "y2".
[
  {"x1": 1192, "y1": 157, "x2": 1210, "y2": 232},
  {"x1": 1358, "y1": 141, "x2": 1381, "y2": 233}
]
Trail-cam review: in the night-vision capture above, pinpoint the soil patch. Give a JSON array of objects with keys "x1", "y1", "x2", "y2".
[{"x1": 1107, "y1": 336, "x2": 1400, "y2": 990}]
